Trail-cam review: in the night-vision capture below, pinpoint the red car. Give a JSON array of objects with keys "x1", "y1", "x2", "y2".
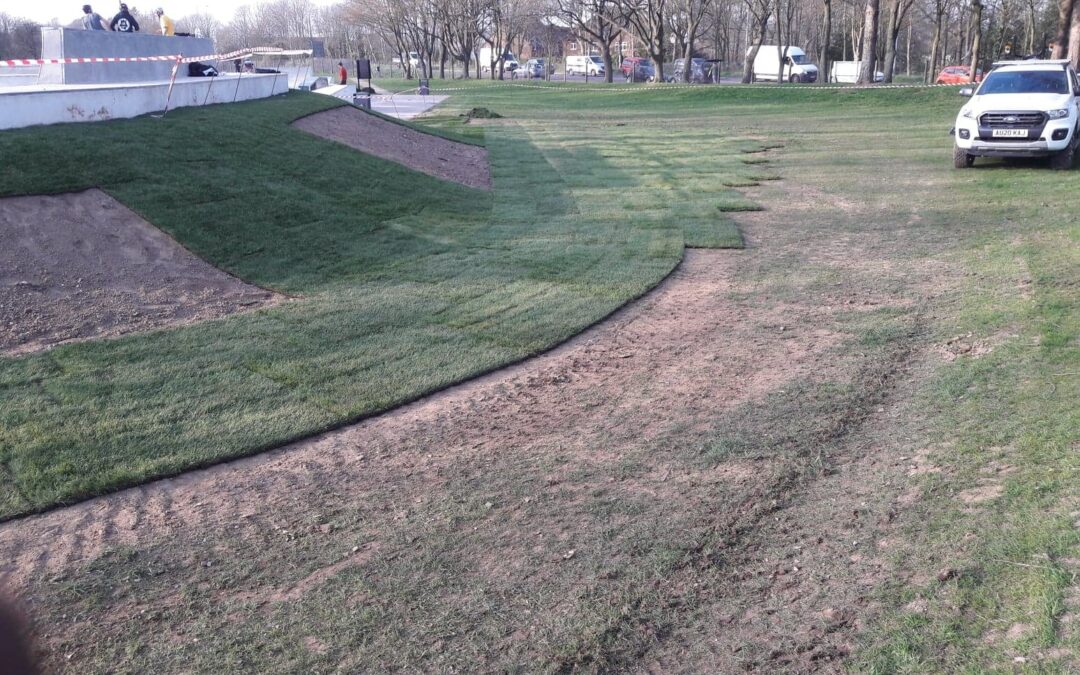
[{"x1": 935, "y1": 65, "x2": 983, "y2": 84}]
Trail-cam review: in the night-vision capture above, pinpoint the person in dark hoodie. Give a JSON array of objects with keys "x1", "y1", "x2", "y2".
[{"x1": 110, "y1": 3, "x2": 139, "y2": 32}]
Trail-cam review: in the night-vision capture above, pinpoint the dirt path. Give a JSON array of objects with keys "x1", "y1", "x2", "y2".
[
  {"x1": 0, "y1": 175, "x2": 946, "y2": 672},
  {"x1": 0, "y1": 189, "x2": 280, "y2": 356}
]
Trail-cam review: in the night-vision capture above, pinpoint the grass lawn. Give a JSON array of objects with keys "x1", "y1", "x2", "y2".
[
  {"x1": 0, "y1": 90, "x2": 756, "y2": 518},
  {"x1": 0, "y1": 82, "x2": 1075, "y2": 673}
]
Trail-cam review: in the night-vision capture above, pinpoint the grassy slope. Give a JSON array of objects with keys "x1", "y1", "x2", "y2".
[
  {"x1": 0, "y1": 83, "x2": 1074, "y2": 673},
  {"x1": 0, "y1": 90, "x2": 755, "y2": 518}
]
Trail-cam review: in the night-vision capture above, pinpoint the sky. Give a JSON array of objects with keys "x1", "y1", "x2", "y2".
[{"x1": 16, "y1": 0, "x2": 339, "y2": 26}]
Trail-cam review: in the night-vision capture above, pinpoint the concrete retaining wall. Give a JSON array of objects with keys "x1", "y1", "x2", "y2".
[
  {"x1": 0, "y1": 73, "x2": 289, "y2": 130},
  {"x1": 39, "y1": 28, "x2": 213, "y2": 84}
]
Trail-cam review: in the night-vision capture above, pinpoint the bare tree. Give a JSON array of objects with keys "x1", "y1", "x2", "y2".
[
  {"x1": 0, "y1": 12, "x2": 40, "y2": 59},
  {"x1": 618, "y1": 0, "x2": 670, "y2": 81},
  {"x1": 882, "y1": 0, "x2": 914, "y2": 81},
  {"x1": 967, "y1": 0, "x2": 982, "y2": 78},
  {"x1": 922, "y1": 0, "x2": 948, "y2": 81},
  {"x1": 856, "y1": 0, "x2": 879, "y2": 82},
  {"x1": 443, "y1": 0, "x2": 487, "y2": 77},
  {"x1": 821, "y1": 0, "x2": 832, "y2": 80},
  {"x1": 556, "y1": 0, "x2": 623, "y2": 82},
  {"x1": 670, "y1": 0, "x2": 716, "y2": 81},
  {"x1": 1053, "y1": 0, "x2": 1072, "y2": 55},
  {"x1": 741, "y1": 0, "x2": 771, "y2": 81},
  {"x1": 177, "y1": 13, "x2": 222, "y2": 40},
  {"x1": 478, "y1": 0, "x2": 534, "y2": 79}
]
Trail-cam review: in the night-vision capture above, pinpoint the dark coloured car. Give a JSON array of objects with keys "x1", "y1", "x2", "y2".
[
  {"x1": 515, "y1": 60, "x2": 546, "y2": 79},
  {"x1": 621, "y1": 57, "x2": 655, "y2": 82},
  {"x1": 670, "y1": 58, "x2": 716, "y2": 83}
]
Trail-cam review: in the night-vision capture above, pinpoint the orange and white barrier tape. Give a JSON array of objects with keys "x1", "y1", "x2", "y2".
[{"x1": 0, "y1": 46, "x2": 305, "y2": 68}]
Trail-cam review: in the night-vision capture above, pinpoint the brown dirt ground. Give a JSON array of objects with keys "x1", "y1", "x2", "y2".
[
  {"x1": 0, "y1": 173, "x2": 954, "y2": 671},
  {"x1": 0, "y1": 189, "x2": 280, "y2": 356},
  {"x1": 291, "y1": 106, "x2": 492, "y2": 190}
]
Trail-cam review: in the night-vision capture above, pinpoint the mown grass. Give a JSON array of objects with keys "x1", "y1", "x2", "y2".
[
  {"x1": 2, "y1": 82, "x2": 1076, "y2": 673},
  {"x1": 0, "y1": 89, "x2": 754, "y2": 518}
]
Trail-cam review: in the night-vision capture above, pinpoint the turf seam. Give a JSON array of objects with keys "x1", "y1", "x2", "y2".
[{"x1": 0, "y1": 246, "x2": 697, "y2": 523}]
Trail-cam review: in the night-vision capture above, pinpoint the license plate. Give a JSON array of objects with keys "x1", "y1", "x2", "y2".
[{"x1": 992, "y1": 129, "x2": 1028, "y2": 138}]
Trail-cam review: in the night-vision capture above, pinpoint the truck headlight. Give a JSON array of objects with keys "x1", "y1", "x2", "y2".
[
  {"x1": 1047, "y1": 109, "x2": 1069, "y2": 119},
  {"x1": 961, "y1": 108, "x2": 975, "y2": 118}
]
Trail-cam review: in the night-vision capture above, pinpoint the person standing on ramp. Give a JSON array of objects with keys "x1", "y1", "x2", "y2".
[
  {"x1": 110, "y1": 3, "x2": 139, "y2": 32},
  {"x1": 81, "y1": 5, "x2": 110, "y2": 30},
  {"x1": 154, "y1": 7, "x2": 174, "y2": 36}
]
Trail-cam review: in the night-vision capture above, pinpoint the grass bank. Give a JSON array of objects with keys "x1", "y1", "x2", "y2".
[
  {"x1": 0, "y1": 82, "x2": 1075, "y2": 673},
  {"x1": 0, "y1": 89, "x2": 754, "y2": 518}
]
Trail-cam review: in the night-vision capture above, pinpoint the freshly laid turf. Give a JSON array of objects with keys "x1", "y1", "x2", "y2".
[
  {"x1": 0, "y1": 82, "x2": 1076, "y2": 674},
  {"x1": 0, "y1": 90, "x2": 752, "y2": 518}
]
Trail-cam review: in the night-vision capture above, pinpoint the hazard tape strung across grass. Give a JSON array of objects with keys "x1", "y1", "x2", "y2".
[{"x1": 0, "y1": 46, "x2": 307, "y2": 68}]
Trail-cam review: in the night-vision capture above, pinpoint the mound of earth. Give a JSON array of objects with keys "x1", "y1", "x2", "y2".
[
  {"x1": 292, "y1": 105, "x2": 492, "y2": 191},
  {"x1": 0, "y1": 189, "x2": 280, "y2": 356}
]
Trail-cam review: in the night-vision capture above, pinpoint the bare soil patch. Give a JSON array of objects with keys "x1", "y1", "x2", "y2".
[
  {"x1": 291, "y1": 106, "x2": 492, "y2": 191},
  {"x1": 0, "y1": 189, "x2": 280, "y2": 356}
]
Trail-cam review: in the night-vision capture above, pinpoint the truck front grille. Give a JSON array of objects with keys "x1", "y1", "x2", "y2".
[{"x1": 980, "y1": 112, "x2": 1046, "y2": 128}]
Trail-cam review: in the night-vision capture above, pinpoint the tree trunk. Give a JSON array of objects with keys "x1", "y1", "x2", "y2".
[
  {"x1": 822, "y1": 0, "x2": 832, "y2": 82},
  {"x1": 1054, "y1": 0, "x2": 1074, "y2": 57},
  {"x1": 1070, "y1": 1, "x2": 1080, "y2": 68},
  {"x1": 857, "y1": 0, "x2": 878, "y2": 83},
  {"x1": 602, "y1": 45, "x2": 614, "y2": 83},
  {"x1": 776, "y1": 1, "x2": 786, "y2": 83},
  {"x1": 969, "y1": 0, "x2": 982, "y2": 81},
  {"x1": 882, "y1": 0, "x2": 902, "y2": 82},
  {"x1": 1028, "y1": 0, "x2": 1037, "y2": 54},
  {"x1": 742, "y1": 15, "x2": 769, "y2": 83},
  {"x1": 906, "y1": 19, "x2": 911, "y2": 76},
  {"x1": 926, "y1": 12, "x2": 942, "y2": 82}
]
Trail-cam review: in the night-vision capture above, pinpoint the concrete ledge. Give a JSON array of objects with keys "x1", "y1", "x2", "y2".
[
  {"x1": 0, "y1": 73, "x2": 289, "y2": 130},
  {"x1": 40, "y1": 27, "x2": 214, "y2": 84}
]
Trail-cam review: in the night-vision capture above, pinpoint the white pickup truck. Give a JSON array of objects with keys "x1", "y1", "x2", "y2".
[{"x1": 953, "y1": 59, "x2": 1080, "y2": 169}]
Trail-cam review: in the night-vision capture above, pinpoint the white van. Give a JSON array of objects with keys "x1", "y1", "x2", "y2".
[
  {"x1": 750, "y1": 46, "x2": 818, "y2": 83},
  {"x1": 567, "y1": 55, "x2": 605, "y2": 76},
  {"x1": 479, "y1": 47, "x2": 519, "y2": 73},
  {"x1": 829, "y1": 60, "x2": 884, "y2": 83}
]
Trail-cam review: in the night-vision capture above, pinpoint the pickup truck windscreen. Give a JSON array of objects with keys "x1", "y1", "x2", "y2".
[{"x1": 978, "y1": 70, "x2": 1069, "y2": 95}]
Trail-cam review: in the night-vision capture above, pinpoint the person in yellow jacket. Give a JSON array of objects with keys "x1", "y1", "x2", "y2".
[{"x1": 154, "y1": 7, "x2": 174, "y2": 36}]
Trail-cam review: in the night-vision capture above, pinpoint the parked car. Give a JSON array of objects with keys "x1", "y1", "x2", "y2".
[
  {"x1": 567, "y1": 55, "x2": 605, "y2": 76},
  {"x1": 670, "y1": 58, "x2": 716, "y2": 83},
  {"x1": 621, "y1": 57, "x2": 655, "y2": 82},
  {"x1": 952, "y1": 59, "x2": 1079, "y2": 169},
  {"x1": 533, "y1": 58, "x2": 555, "y2": 75},
  {"x1": 515, "y1": 59, "x2": 546, "y2": 79},
  {"x1": 936, "y1": 65, "x2": 983, "y2": 84}
]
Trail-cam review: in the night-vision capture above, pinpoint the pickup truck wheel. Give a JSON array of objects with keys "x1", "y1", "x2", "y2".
[
  {"x1": 1049, "y1": 144, "x2": 1075, "y2": 170},
  {"x1": 953, "y1": 144, "x2": 975, "y2": 168}
]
